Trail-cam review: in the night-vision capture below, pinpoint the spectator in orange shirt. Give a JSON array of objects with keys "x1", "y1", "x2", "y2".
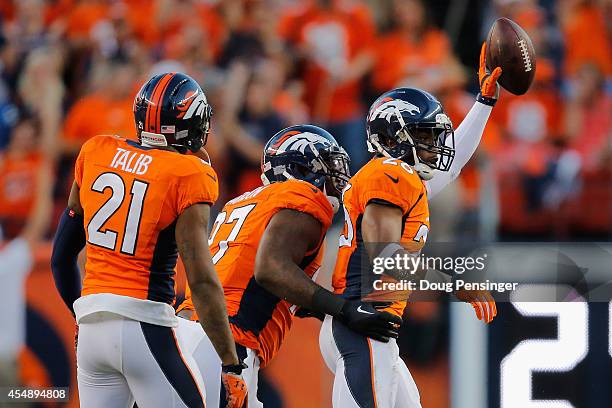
[
  {"x1": 559, "y1": 0, "x2": 611, "y2": 76},
  {"x1": 371, "y1": 0, "x2": 462, "y2": 95},
  {"x1": 156, "y1": 0, "x2": 226, "y2": 62},
  {"x1": 61, "y1": 59, "x2": 137, "y2": 154},
  {"x1": 495, "y1": 58, "x2": 562, "y2": 143},
  {"x1": 564, "y1": 63, "x2": 611, "y2": 171},
  {"x1": 0, "y1": 115, "x2": 52, "y2": 239},
  {"x1": 64, "y1": 0, "x2": 109, "y2": 43},
  {"x1": 278, "y1": 0, "x2": 376, "y2": 170},
  {"x1": 121, "y1": 0, "x2": 160, "y2": 47}
]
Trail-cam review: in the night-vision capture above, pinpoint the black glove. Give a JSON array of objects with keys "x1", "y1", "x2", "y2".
[
  {"x1": 294, "y1": 306, "x2": 325, "y2": 321},
  {"x1": 337, "y1": 300, "x2": 402, "y2": 342}
]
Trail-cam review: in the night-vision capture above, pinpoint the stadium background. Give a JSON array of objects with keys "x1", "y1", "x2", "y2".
[{"x1": 0, "y1": 0, "x2": 609, "y2": 407}]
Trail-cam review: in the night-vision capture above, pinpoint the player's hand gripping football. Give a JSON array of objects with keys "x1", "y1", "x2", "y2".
[
  {"x1": 454, "y1": 289, "x2": 497, "y2": 323},
  {"x1": 478, "y1": 42, "x2": 503, "y2": 103},
  {"x1": 221, "y1": 364, "x2": 248, "y2": 408},
  {"x1": 338, "y1": 300, "x2": 403, "y2": 342}
]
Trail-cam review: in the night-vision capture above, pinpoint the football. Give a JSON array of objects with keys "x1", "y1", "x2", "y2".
[{"x1": 486, "y1": 17, "x2": 536, "y2": 95}]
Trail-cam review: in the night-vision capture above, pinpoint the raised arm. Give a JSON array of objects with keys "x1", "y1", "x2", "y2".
[
  {"x1": 425, "y1": 101, "x2": 493, "y2": 199},
  {"x1": 426, "y1": 42, "x2": 502, "y2": 199}
]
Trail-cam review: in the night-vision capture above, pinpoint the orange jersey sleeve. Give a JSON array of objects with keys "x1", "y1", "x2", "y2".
[
  {"x1": 175, "y1": 156, "x2": 219, "y2": 215},
  {"x1": 73, "y1": 135, "x2": 96, "y2": 188},
  {"x1": 357, "y1": 157, "x2": 426, "y2": 215},
  {"x1": 276, "y1": 179, "x2": 334, "y2": 234}
]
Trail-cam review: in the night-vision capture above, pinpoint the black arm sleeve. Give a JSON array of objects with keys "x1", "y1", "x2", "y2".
[{"x1": 51, "y1": 208, "x2": 86, "y2": 315}]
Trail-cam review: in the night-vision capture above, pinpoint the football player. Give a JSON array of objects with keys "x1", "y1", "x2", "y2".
[
  {"x1": 51, "y1": 73, "x2": 246, "y2": 408},
  {"x1": 319, "y1": 44, "x2": 501, "y2": 407},
  {"x1": 176, "y1": 125, "x2": 403, "y2": 407}
]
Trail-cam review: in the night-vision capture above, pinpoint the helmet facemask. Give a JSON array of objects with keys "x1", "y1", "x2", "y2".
[
  {"x1": 368, "y1": 107, "x2": 455, "y2": 180},
  {"x1": 317, "y1": 145, "x2": 351, "y2": 199},
  {"x1": 173, "y1": 103, "x2": 212, "y2": 154}
]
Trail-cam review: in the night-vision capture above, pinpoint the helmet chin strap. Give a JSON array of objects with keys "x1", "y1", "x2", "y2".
[
  {"x1": 366, "y1": 139, "x2": 377, "y2": 153},
  {"x1": 322, "y1": 184, "x2": 340, "y2": 214},
  {"x1": 327, "y1": 196, "x2": 340, "y2": 214},
  {"x1": 414, "y1": 163, "x2": 434, "y2": 180},
  {"x1": 394, "y1": 107, "x2": 435, "y2": 180},
  {"x1": 369, "y1": 135, "x2": 391, "y2": 158},
  {"x1": 404, "y1": 132, "x2": 435, "y2": 180}
]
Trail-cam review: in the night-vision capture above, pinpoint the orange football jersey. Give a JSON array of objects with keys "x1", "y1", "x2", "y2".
[
  {"x1": 332, "y1": 157, "x2": 430, "y2": 317},
  {"x1": 177, "y1": 179, "x2": 333, "y2": 366},
  {"x1": 0, "y1": 151, "x2": 44, "y2": 228},
  {"x1": 75, "y1": 135, "x2": 218, "y2": 304}
]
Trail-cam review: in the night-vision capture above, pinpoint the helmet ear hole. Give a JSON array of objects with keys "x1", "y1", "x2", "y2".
[{"x1": 379, "y1": 134, "x2": 398, "y2": 149}]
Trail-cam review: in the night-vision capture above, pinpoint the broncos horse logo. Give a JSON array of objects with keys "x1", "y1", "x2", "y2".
[
  {"x1": 270, "y1": 131, "x2": 332, "y2": 154},
  {"x1": 370, "y1": 98, "x2": 421, "y2": 123},
  {"x1": 177, "y1": 91, "x2": 208, "y2": 120}
]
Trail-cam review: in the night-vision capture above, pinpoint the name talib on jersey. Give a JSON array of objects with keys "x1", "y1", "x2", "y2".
[{"x1": 110, "y1": 148, "x2": 153, "y2": 175}]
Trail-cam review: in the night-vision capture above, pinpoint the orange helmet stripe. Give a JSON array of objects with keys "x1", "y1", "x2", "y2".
[
  {"x1": 154, "y1": 73, "x2": 175, "y2": 132},
  {"x1": 144, "y1": 76, "x2": 162, "y2": 132},
  {"x1": 370, "y1": 96, "x2": 394, "y2": 112},
  {"x1": 145, "y1": 73, "x2": 174, "y2": 133},
  {"x1": 271, "y1": 130, "x2": 301, "y2": 150}
]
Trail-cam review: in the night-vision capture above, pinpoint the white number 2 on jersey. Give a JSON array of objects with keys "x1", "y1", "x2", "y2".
[
  {"x1": 500, "y1": 301, "x2": 588, "y2": 408},
  {"x1": 208, "y1": 204, "x2": 257, "y2": 264},
  {"x1": 413, "y1": 223, "x2": 429, "y2": 243},
  {"x1": 338, "y1": 184, "x2": 353, "y2": 247},
  {"x1": 382, "y1": 158, "x2": 414, "y2": 174},
  {"x1": 87, "y1": 172, "x2": 149, "y2": 255}
]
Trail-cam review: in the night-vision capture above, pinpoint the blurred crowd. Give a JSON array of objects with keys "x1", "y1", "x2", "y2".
[{"x1": 0, "y1": 0, "x2": 610, "y2": 244}]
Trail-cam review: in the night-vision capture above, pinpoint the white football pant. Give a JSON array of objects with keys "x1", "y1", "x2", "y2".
[
  {"x1": 178, "y1": 317, "x2": 264, "y2": 408},
  {"x1": 76, "y1": 313, "x2": 205, "y2": 408},
  {"x1": 320, "y1": 315, "x2": 422, "y2": 408}
]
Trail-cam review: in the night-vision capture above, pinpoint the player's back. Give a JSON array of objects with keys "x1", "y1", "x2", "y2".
[
  {"x1": 74, "y1": 135, "x2": 218, "y2": 326},
  {"x1": 333, "y1": 157, "x2": 430, "y2": 317},
  {"x1": 178, "y1": 179, "x2": 333, "y2": 365}
]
